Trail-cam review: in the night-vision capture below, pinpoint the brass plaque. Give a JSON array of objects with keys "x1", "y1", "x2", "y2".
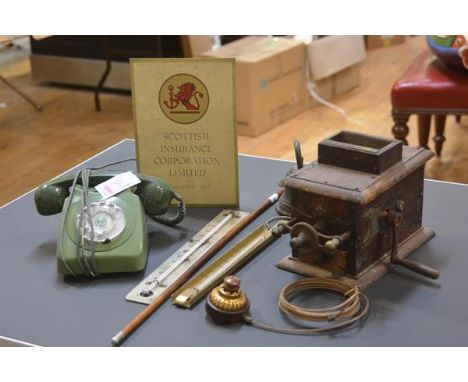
[{"x1": 131, "y1": 58, "x2": 238, "y2": 206}]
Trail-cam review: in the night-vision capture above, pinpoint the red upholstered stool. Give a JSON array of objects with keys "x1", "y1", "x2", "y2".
[{"x1": 391, "y1": 50, "x2": 468, "y2": 156}]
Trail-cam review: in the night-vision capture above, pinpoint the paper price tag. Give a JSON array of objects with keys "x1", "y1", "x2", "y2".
[{"x1": 95, "y1": 171, "x2": 141, "y2": 199}]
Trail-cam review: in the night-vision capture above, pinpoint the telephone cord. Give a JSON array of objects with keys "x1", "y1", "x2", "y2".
[
  {"x1": 87, "y1": 158, "x2": 136, "y2": 171},
  {"x1": 79, "y1": 168, "x2": 99, "y2": 277},
  {"x1": 72, "y1": 168, "x2": 98, "y2": 277},
  {"x1": 150, "y1": 191, "x2": 186, "y2": 226},
  {"x1": 243, "y1": 278, "x2": 369, "y2": 335},
  {"x1": 84, "y1": 168, "x2": 98, "y2": 275}
]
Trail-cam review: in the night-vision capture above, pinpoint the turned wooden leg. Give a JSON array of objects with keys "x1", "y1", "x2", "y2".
[
  {"x1": 417, "y1": 114, "x2": 431, "y2": 149},
  {"x1": 433, "y1": 114, "x2": 447, "y2": 157},
  {"x1": 455, "y1": 115, "x2": 461, "y2": 123},
  {"x1": 392, "y1": 109, "x2": 410, "y2": 145}
]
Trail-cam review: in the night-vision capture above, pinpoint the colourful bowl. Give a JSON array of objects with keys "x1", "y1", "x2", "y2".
[{"x1": 427, "y1": 35, "x2": 466, "y2": 71}]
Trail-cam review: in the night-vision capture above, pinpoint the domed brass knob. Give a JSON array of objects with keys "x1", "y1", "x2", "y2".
[
  {"x1": 205, "y1": 276, "x2": 250, "y2": 325},
  {"x1": 223, "y1": 275, "x2": 241, "y2": 292}
]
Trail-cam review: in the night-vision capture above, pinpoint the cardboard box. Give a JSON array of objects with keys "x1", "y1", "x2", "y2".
[
  {"x1": 302, "y1": 35, "x2": 366, "y2": 105},
  {"x1": 202, "y1": 36, "x2": 308, "y2": 137},
  {"x1": 306, "y1": 35, "x2": 366, "y2": 81},
  {"x1": 309, "y1": 65, "x2": 362, "y2": 106},
  {"x1": 365, "y1": 35, "x2": 407, "y2": 50},
  {"x1": 180, "y1": 36, "x2": 213, "y2": 57}
]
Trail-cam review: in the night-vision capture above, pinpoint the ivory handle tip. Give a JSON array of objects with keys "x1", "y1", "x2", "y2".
[{"x1": 111, "y1": 331, "x2": 125, "y2": 346}]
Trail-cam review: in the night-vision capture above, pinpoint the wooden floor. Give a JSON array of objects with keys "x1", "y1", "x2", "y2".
[{"x1": 1, "y1": 36, "x2": 467, "y2": 206}]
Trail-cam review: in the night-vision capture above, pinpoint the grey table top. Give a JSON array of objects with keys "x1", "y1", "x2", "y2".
[{"x1": 0, "y1": 139, "x2": 467, "y2": 347}]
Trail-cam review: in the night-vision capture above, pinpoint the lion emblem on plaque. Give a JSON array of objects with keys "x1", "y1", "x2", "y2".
[{"x1": 159, "y1": 73, "x2": 209, "y2": 124}]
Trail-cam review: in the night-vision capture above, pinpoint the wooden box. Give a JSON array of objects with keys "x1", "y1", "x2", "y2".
[
  {"x1": 318, "y1": 131, "x2": 403, "y2": 174},
  {"x1": 277, "y1": 131, "x2": 437, "y2": 288}
]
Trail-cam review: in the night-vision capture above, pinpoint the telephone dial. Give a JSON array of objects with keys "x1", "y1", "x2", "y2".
[{"x1": 35, "y1": 170, "x2": 185, "y2": 277}]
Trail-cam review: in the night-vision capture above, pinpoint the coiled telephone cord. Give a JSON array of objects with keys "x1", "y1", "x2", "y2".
[
  {"x1": 150, "y1": 191, "x2": 186, "y2": 227},
  {"x1": 243, "y1": 278, "x2": 369, "y2": 335}
]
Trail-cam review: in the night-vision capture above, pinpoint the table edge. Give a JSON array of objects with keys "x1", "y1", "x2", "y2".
[
  {"x1": 0, "y1": 335, "x2": 37, "y2": 347},
  {"x1": 2, "y1": 138, "x2": 466, "y2": 211}
]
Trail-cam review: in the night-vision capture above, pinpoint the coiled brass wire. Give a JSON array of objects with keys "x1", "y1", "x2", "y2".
[{"x1": 244, "y1": 278, "x2": 369, "y2": 335}]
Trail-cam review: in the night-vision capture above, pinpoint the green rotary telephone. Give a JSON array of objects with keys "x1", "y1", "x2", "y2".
[{"x1": 34, "y1": 170, "x2": 185, "y2": 277}]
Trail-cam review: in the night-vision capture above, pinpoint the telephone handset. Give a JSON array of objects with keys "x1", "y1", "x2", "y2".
[{"x1": 35, "y1": 170, "x2": 186, "y2": 276}]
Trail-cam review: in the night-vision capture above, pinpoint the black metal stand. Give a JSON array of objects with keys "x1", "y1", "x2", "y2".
[
  {"x1": 94, "y1": 36, "x2": 164, "y2": 112},
  {"x1": 94, "y1": 37, "x2": 111, "y2": 112},
  {"x1": 0, "y1": 74, "x2": 43, "y2": 111}
]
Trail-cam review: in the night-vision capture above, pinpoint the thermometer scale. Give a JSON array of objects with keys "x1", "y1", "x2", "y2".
[{"x1": 126, "y1": 210, "x2": 248, "y2": 304}]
